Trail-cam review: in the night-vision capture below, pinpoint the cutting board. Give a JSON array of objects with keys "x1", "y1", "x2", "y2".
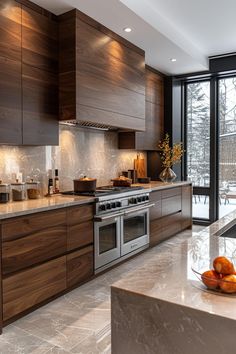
[{"x1": 134, "y1": 156, "x2": 146, "y2": 178}]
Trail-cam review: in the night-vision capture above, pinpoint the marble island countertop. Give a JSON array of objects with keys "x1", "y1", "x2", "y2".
[
  {"x1": 111, "y1": 211, "x2": 236, "y2": 354},
  {"x1": 0, "y1": 180, "x2": 190, "y2": 220},
  {"x1": 112, "y1": 209, "x2": 236, "y2": 321},
  {"x1": 0, "y1": 194, "x2": 95, "y2": 220}
]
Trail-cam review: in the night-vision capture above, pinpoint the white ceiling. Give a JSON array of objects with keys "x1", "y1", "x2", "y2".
[{"x1": 32, "y1": 0, "x2": 236, "y2": 75}]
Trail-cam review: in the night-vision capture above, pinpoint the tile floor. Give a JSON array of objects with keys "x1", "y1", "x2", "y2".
[{"x1": 0, "y1": 225, "x2": 204, "y2": 354}]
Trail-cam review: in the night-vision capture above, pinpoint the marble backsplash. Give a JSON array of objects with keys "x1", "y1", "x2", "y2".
[{"x1": 0, "y1": 125, "x2": 146, "y2": 194}]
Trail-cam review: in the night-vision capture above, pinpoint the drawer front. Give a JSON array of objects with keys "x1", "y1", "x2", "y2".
[
  {"x1": 150, "y1": 200, "x2": 162, "y2": 221},
  {"x1": 150, "y1": 218, "x2": 163, "y2": 246},
  {"x1": 150, "y1": 190, "x2": 162, "y2": 202},
  {"x1": 67, "y1": 246, "x2": 94, "y2": 288},
  {"x1": 161, "y1": 212, "x2": 182, "y2": 240},
  {"x1": 162, "y1": 187, "x2": 181, "y2": 199},
  {"x1": 162, "y1": 195, "x2": 182, "y2": 217},
  {"x1": 3, "y1": 256, "x2": 66, "y2": 321},
  {"x1": 67, "y1": 221, "x2": 94, "y2": 251},
  {"x1": 2, "y1": 209, "x2": 66, "y2": 240},
  {"x1": 2, "y1": 226, "x2": 67, "y2": 275},
  {"x1": 67, "y1": 204, "x2": 94, "y2": 226}
]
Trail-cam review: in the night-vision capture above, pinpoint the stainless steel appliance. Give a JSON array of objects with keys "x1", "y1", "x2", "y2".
[{"x1": 92, "y1": 186, "x2": 154, "y2": 273}]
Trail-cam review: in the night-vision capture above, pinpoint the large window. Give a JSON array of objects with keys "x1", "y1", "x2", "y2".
[
  {"x1": 186, "y1": 81, "x2": 210, "y2": 220},
  {"x1": 186, "y1": 82, "x2": 210, "y2": 187},
  {"x1": 219, "y1": 77, "x2": 236, "y2": 217}
]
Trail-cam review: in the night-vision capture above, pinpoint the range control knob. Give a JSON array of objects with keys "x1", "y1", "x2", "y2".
[
  {"x1": 137, "y1": 197, "x2": 142, "y2": 203},
  {"x1": 116, "y1": 201, "x2": 121, "y2": 207},
  {"x1": 141, "y1": 196, "x2": 146, "y2": 202},
  {"x1": 106, "y1": 203, "x2": 111, "y2": 210},
  {"x1": 111, "y1": 202, "x2": 116, "y2": 208},
  {"x1": 145, "y1": 195, "x2": 149, "y2": 201},
  {"x1": 99, "y1": 204, "x2": 106, "y2": 211}
]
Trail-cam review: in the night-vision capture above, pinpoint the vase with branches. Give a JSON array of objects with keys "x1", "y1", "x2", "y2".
[{"x1": 158, "y1": 134, "x2": 184, "y2": 182}]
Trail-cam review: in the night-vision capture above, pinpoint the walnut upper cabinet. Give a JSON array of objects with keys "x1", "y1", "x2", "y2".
[
  {"x1": 0, "y1": 0, "x2": 59, "y2": 146},
  {"x1": 59, "y1": 10, "x2": 146, "y2": 131},
  {"x1": 0, "y1": 0, "x2": 22, "y2": 144},
  {"x1": 118, "y1": 66, "x2": 165, "y2": 150}
]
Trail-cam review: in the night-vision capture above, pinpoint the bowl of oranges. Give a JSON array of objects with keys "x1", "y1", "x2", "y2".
[{"x1": 192, "y1": 256, "x2": 236, "y2": 294}]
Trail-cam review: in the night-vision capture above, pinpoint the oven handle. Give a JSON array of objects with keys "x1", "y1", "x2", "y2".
[
  {"x1": 124, "y1": 203, "x2": 155, "y2": 215},
  {"x1": 94, "y1": 212, "x2": 124, "y2": 222}
]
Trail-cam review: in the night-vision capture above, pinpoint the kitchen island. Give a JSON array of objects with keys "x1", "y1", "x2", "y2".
[{"x1": 111, "y1": 210, "x2": 236, "y2": 354}]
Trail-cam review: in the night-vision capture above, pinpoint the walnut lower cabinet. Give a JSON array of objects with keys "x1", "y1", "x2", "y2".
[
  {"x1": 150, "y1": 184, "x2": 192, "y2": 247},
  {"x1": 0, "y1": 203, "x2": 94, "y2": 328}
]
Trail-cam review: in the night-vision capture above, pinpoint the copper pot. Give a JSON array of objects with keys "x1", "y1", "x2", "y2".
[{"x1": 73, "y1": 176, "x2": 97, "y2": 192}]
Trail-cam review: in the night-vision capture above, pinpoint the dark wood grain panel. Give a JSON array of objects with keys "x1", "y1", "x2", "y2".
[
  {"x1": 68, "y1": 221, "x2": 94, "y2": 251},
  {"x1": 15, "y1": 0, "x2": 57, "y2": 20},
  {"x1": 67, "y1": 204, "x2": 94, "y2": 226},
  {"x1": 0, "y1": 0, "x2": 21, "y2": 61},
  {"x1": 182, "y1": 185, "x2": 192, "y2": 229},
  {"x1": 150, "y1": 218, "x2": 163, "y2": 247},
  {"x1": 118, "y1": 66, "x2": 164, "y2": 150},
  {"x1": 22, "y1": 6, "x2": 58, "y2": 73},
  {"x1": 67, "y1": 246, "x2": 94, "y2": 288},
  {"x1": 76, "y1": 17, "x2": 145, "y2": 95},
  {"x1": 2, "y1": 226, "x2": 67, "y2": 274},
  {"x1": 146, "y1": 68, "x2": 164, "y2": 105},
  {"x1": 0, "y1": 56, "x2": 22, "y2": 144},
  {"x1": 22, "y1": 64, "x2": 58, "y2": 145},
  {"x1": 162, "y1": 195, "x2": 182, "y2": 217},
  {"x1": 150, "y1": 200, "x2": 162, "y2": 221},
  {"x1": 161, "y1": 212, "x2": 182, "y2": 240},
  {"x1": 76, "y1": 71, "x2": 145, "y2": 120},
  {"x1": 162, "y1": 187, "x2": 182, "y2": 199},
  {"x1": 3, "y1": 256, "x2": 66, "y2": 321},
  {"x1": 2, "y1": 209, "x2": 66, "y2": 240},
  {"x1": 59, "y1": 10, "x2": 145, "y2": 131}
]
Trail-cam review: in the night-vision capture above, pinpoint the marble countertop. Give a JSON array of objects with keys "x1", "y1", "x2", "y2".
[
  {"x1": 134, "y1": 180, "x2": 191, "y2": 191},
  {"x1": 0, "y1": 195, "x2": 95, "y2": 220},
  {"x1": 0, "y1": 180, "x2": 190, "y2": 220},
  {"x1": 112, "y1": 209, "x2": 236, "y2": 321}
]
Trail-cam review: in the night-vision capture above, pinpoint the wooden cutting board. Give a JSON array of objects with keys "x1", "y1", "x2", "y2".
[{"x1": 134, "y1": 155, "x2": 146, "y2": 178}]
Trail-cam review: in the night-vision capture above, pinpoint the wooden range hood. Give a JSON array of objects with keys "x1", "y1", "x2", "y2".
[{"x1": 58, "y1": 9, "x2": 146, "y2": 131}]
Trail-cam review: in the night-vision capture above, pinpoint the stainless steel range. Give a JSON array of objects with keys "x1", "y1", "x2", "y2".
[{"x1": 92, "y1": 186, "x2": 154, "y2": 273}]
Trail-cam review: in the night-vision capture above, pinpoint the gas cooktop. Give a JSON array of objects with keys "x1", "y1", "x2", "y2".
[{"x1": 61, "y1": 185, "x2": 144, "y2": 197}]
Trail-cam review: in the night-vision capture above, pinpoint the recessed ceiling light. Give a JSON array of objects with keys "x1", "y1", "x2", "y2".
[
  {"x1": 170, "y1": 58, "x2": 177, "y2": 62},
  {"x1": 123, "y1": 27, "x2": 132, "y2": 33}
]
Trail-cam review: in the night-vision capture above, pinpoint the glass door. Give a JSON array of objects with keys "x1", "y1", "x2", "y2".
[
  {"x1": 218, "y1": 77, "x2": 236, "y2": 218},
  {"x1": 185, "y1": 81, "x2": 211, "y2": 221}
]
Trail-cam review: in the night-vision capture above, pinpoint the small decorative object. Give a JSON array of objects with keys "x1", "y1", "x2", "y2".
[{"x1": 158, "y1": 134, "x2": 184, "y2": 182}]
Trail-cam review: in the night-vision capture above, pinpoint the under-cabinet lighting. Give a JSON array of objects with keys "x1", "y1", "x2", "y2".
[{"x1": 170, "y1": 58, "x2": 177, "y2": 62}]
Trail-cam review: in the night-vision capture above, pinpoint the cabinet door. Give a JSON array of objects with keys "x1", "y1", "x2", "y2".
[
  {"x1": 182, "y1": 185, "x2": 192, "y2": 229},
  {"x1": 22, "y1": 6, "x2": 58, "y2": 145},
  {"x1": 22, "y1": 6, "x2": 58, "y2": 73},
  {"x1": 3, "y1": 256, "x2": 66, "y2": 321},
  {"x1": 67, "y1": 246, "x2": 94, "y2": 288},
  {"x1": 0, "y1": 56, "x2": 22, "y2": 144},
  {"x1": 0, "y1": 1, "x2": 22, "y2": 145},
  {"x1": 0, "y1": 0, "x2": 21, "y2": 61},
  {"x1": 22, "y1": 64, "x2": 58, "y2": 145}
]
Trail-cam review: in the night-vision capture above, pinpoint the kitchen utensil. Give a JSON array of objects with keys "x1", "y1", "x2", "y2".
[
  {"x1": 73, "y1": 176, "x2": 97, "y2": 192},
  {"x1": 134, "y1": 154, "x2": 146, "y2": 178}
]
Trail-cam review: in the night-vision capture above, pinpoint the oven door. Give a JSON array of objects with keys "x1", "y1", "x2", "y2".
[
  {"x1": 94, "y1": 213, "x2": 122, "y2": 270},
  {"x1": 121, "y1": 206, "x2": 150, "y2": 256}
]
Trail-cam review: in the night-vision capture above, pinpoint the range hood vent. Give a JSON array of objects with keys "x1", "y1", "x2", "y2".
[{"x1": 60, "y1": 120, "x2": 118, "y2": 131}]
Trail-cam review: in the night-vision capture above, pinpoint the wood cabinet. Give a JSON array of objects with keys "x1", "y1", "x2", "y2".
[
  {"x1": 67, "y1": 246, "x2": 94, "y2": 288},
  {"x1": 0, "y1": 0, "x2": 59, "y2": 146},
  {"x1": 3, "y1": 256, "x2": 67, "y2": 321},
  {"x1": 0, "y1": 1, "x2": 22, "y2": 144},
  {"x1": 1, "y1": 204, "x2": 94, "y2": 324},
  {"x1": 150, "y1": 185, "x2": 192, "y2": 247},
  {"x1": 118, "y1": 66, "x2": 164, "y2": 150},
  {"x1": 59, "y1": 10, "x2": 145, "y2": 131},
  {"x1": 21, "y1": 5, "x2": 58, "y2": 145}
]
